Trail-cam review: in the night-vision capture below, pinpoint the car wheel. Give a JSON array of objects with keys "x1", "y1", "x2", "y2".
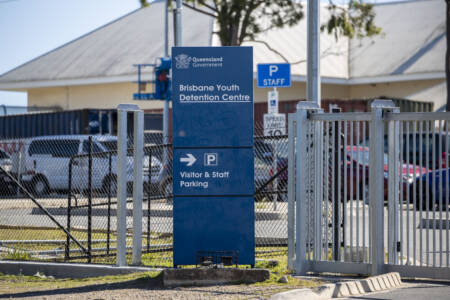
[{"x1": 32, "y1": 176, "x2": 50, "y2": 198}]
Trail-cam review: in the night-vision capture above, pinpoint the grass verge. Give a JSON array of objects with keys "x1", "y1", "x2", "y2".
[{"x1": 0, "y1": 271, "x2": 161, "y2": 295}]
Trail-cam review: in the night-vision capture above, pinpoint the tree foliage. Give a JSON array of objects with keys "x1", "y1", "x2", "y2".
[
  {"x1": 322, "y1": 0, "x2": 381, "y2": 39},
  {"x1": 140, "y1": 0, "x2": 381, "y2": 46}
]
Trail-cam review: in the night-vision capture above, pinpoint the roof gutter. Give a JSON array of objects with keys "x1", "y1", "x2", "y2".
[{"x1": 0, "y1": 72, "x2": 445, "y2": 91}]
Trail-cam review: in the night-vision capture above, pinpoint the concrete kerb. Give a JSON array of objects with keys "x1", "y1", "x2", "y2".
[
  {"x1": 270, "y1": 272, "x2": 403, "y2": 300},
  {"x1": 0, "y1": 260, "x2": 162, "y2": 278}
]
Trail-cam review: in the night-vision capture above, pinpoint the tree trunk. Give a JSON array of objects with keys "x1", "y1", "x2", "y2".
[{"x1": 446, "y1": 0, "x2": 450, "y2": 111}]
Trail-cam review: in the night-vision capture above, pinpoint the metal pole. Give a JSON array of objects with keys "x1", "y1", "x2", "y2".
[
  {"x1": 163, "y1": 0, "x2": 170, "y2": 165},
  {"x1": 132, "y1": 110, "x2": 144, "y2": 265},
  {"x1": 314, "y1": 110, "x2": 324, "y2": 260},
  {"x1": 175, "y1": 0, "x2": 182, "y2": 46},
  {"x1": 164, "y1": 0, "x2": 169, "y2": 57},
  {"x1": 147, "y1": 149, "x2": 152, "y2": 253},
  {"x1": 116, "y1": 104, "x2": 132, "y2": 267},
  {"x1": 107, "y1": 153, "x2": 112, "y2": 256},
  {"x1": 369, "y1": 100, "x2": 395, "y2": 275},
  {"x1": 307, "y1": 0, "x2": 320, "y2": 106},
  {"x1": 88, "y1": 136, "x2": 93, "y2": 263},
  {"x1": 388, "y1": 107, "x2": 400, "y2": 265},
  {"x1": 66, "y1": 160, "x2": 73, "y2": 261},
  {"x1": 331, "y1": 106, "x2": 341, "y2": 261},
  {"x1": 287, "y1": 114, "x2": 296, "y2": 270}
]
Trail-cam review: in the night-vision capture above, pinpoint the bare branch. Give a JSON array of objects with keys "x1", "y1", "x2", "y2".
[
  {"x1": 182, "y1": 2, "x2": 217, "y2": 18},
  {"x1": 248, "y1": 41, "x2": 344, "y2": 66},
  {"x1": 249, "y1": 40, "x2": 289, "y2": 63},
  {"x1": 195, "y1": 0, "x2": 218, "y2": 13}
]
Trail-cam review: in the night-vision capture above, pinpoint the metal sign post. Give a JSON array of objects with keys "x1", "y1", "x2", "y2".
[
  {"x1": 172, "y1": 46, "x2": 254, "y2": 266},
  {"x1": 116, "y1": 104, "x2": 143, "y2": 267}
]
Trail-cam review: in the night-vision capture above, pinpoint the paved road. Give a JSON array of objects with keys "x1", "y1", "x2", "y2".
[{"x1": 343, "y1": 281, "x2": 450, "y2": 300}]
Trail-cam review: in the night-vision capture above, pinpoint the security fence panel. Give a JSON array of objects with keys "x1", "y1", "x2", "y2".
[
  {"x1": 290, "y1": 102, "x2": 450, "y2": 280},
  {"x1": 254, "y1": 122, "x2": 289, "y2": 260},
  {"x1": 383, "y1": 112, "x2": 450, "y2": 279},
  {"x1": 143, "y1": 143, "x2": 173, "y2": 267},
  {"x1": 0, "y1": 138, "x2": 90, "y2": 262}
]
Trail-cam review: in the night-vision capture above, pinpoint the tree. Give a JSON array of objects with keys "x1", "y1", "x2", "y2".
[{"x1": 140, "y1": 0, "x2": 380, "y2": 48}]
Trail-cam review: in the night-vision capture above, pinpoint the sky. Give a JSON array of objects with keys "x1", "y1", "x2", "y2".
[
  {"x1": 0, "y1": 0, "x2": 405, "y2": 107},
  {"x1": 0, "y1": 0, "x2": 141, "y2": 107}
]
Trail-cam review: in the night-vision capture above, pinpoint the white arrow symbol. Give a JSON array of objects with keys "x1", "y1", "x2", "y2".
[{"x1": 180, "y1": 153, "x2": 196, "y2": 166}]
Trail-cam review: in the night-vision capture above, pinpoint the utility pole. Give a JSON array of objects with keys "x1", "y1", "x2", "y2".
[
  {"x1": 163, "y1": 0, "x2": 169, "y2": 149},
  {"x1": 307, "y1": 0, "x2": 320, "y2": 107},
  {"x1": 175, "y1": 0, "x2": 182, "y2": 46}
]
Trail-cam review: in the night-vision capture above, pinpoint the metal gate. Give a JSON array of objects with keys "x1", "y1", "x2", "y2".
[{"x1": 288, "y1": 100, "x2": 450, "y2": 279}]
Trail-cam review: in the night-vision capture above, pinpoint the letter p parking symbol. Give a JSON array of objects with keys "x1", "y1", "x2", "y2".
[
  {"x1": 269, "y1": 65, "x2": 278, "y2": 77},
  {"x1": 204, "y1": 153, "x2": 218, "y2": 166}
]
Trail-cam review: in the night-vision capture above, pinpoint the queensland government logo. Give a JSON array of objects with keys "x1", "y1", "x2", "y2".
[
  {"x1": 175, "y1": 54, "x2": 192, "y2": 69},
  {"x1": 175, "y1": 54, "x2": 224, "y2": 69}
]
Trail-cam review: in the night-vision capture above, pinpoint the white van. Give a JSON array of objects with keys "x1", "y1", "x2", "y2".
[{"x1": 20, "y1": 135, "x2": 162, "y2": 196}]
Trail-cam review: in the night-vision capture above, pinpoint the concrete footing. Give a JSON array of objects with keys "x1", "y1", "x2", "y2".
[
  {"x1": 162, "y1": 268, "x2": 270, "y2": 287},
  {"x1": 0, "y1": 260, "x2": 161, "y2": 278}
]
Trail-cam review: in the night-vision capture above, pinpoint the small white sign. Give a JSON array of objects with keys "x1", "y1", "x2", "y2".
[
  {"x1": 264, "y1": 113, "x2": 286, "y2": 137},
  {"x1": 267, "y1": 90, "x2": 279, "y2": 114}
]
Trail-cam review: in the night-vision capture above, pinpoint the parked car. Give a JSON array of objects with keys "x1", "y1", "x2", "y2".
[
  {"x1": 19, "y1": 135, "x2": 163, "y2": 197},
  {"x1": 360, "y1": 133, "x2": 449, "y2": 169},
  {"x1": 0, "y1": 149, "x2": 15, "y2": 195},
  {"x1": 413, "y1": 168, "x2": 450, "y2": 210},
  {"x1": 344, "y1": 146, "x2": 426, "y2": 203},
  {"x1": 0, "y1": 148, "x2": 12, "y2": 171}
]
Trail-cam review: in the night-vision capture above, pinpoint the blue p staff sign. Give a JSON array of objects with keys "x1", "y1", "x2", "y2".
[{"x1": 257, "y1": 63, "x2": 291, "y2": 88}]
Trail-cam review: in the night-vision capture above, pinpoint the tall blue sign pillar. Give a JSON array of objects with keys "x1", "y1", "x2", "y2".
[{"x1": 172, "y1": 47, "x2": 254, "y2": 266}]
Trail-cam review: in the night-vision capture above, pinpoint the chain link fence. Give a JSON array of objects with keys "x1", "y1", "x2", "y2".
[{"x1": 0, "y1": 121, "x2": 289, "y2": 266}]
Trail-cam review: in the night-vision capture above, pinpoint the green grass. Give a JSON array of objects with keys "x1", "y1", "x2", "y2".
[
  {"x1": 0, "y1": 227, "x2": 173, "y2": 263},
  {"x1": 0, "y1": 227, "x2": 324, "y2": 289}
]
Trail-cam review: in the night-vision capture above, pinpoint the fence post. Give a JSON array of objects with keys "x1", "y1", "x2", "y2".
[
  {"x1": 313, "y1": 108, "x2": 324, "y2": 260},
  {"x1": 370, "y1": 100, "x2": 395, "y2": 275},
  {"x1": 107, "y1": 153, "x2": 112, "y2": 256},
  {"x1": 66, "y1": 159, "x2": 73, "y2": 261},
  {"x1": 132, "y1": 110, "x2": 144, "y2": 265},
  {"x1": 294, "y1": 101, "x2": 320, "y2": 275},
  {"x1": 116, "y1": 104, "x2": 140, "y2": 267},
  {"x1": 387, "y1": 106, "x2": 400, "y2": 265},
  {"x1": 330, "y1": 105, "x2": 341, "y2": 261},
  {"x1": 287, "y1": 113, "x2": 296, "y2": 270},
  {"x1": 87, "y1": 136, "x2": 93, "y2": 263}
]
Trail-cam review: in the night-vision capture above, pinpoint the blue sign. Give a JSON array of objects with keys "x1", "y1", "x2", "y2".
[
  {"x1": 173, "y1": 197, "x2": 255, "y2": 266},
  {"x1": 173, "y1": 148, "x2": 254, "y2": 196},
  {"x1": 172, "y1": 46, "x2": 254, "y2": 266},
  {"x1": 257, "y1": 63, "x2": 291, "y2": 88},
  {"x1": 172, "y1": 47, "x2": 253, "y2": 147}
]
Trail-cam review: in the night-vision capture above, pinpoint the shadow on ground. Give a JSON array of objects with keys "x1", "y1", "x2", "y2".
[{"x1": 0, "y1": 276, "x2": 163, "y2": 299}]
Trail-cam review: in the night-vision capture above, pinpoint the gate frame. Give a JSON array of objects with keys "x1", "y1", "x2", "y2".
[{"x1": 288, "y1": 100, "x2": 450, "y2": 280}]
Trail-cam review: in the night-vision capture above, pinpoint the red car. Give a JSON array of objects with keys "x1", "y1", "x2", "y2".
[{"x1": 344, "y1": 146, "x2": 426, "y2": 202}]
